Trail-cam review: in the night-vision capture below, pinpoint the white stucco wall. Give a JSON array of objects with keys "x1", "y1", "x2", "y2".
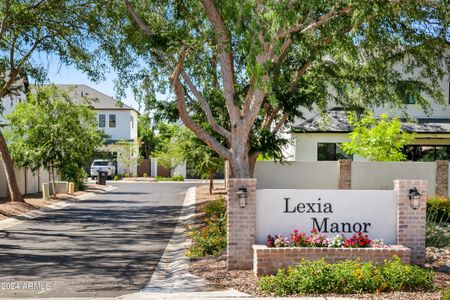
[
  {"x1": 0, "y1": 165, "x2": 53, "y2": 197},
  {"x1": 254, "y1": 161, "x2": 339, "y2": 189},
  {"x1": 294, "y1": 133, "x2": 366, "y2": 161},
  {"x1": 352, "y1": 162, "x2": 436, "y2": 196},
  {"x1": 255, "y1": 160, "x2": 438, "y2": 197},
  {"x1": 96, "y1": 110, "x2": 137, "y2": 141}
]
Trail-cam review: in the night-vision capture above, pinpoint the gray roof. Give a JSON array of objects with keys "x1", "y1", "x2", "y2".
[
  {"x1": 293, "y1": 108, "x2": 450, "y2": 134},
  {"x1": 52, "y1": 84, "x2": 138, "y2": 112}
]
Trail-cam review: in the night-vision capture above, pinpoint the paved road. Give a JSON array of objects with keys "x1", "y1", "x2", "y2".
[{"x1": 0, "y1": 182, "x2": 198, "y2": 298}]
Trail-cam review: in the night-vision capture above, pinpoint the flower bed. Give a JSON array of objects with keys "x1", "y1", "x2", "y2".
[
  {"x1": 267, "y1": 229, "x2": 385, "y2": 248},
  {"x1": 253, "y1": 244, "x2": 411, "y2": 276}
]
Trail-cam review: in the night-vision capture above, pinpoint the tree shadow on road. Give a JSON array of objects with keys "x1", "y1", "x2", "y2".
[{"x1": 0, "y1": 203, "x2": 185, "y2": 297}]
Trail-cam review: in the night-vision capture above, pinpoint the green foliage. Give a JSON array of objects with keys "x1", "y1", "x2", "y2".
[
  {"x1": 113, "y1": 175, "x2": 120, "y2": 181},
  {"x1": 426, "y1": 196, "x2": 450, "y2": 248},
  {"x1": 203, "y1": 198, "x2": 226, "y2": 218},
  {"x1": 443, "y1": 286, "x2": 450, "y2": 300},
  {"x1": 427, "y1": 196, "x2": 450, "y2": 224},
  {"x1": 426, "y1": 223, "x2": 450, "y2": 248},
  {"x1": 6, "y1": 85, "x2": 104, "y2": 190},
  {"x1": 138, "y1": 114, "x2": 157, "y2": 159},
  {"x1": 155, "y1": 175, "x2": 184, "y2": 182},
  {"x1": 186, "y1": 197, "x2": 226, "y2": 258},
  {"x1": 155, "y1": 124, "x2": 224, "y2": 179},
  {"x1": 92, "y1": 0, "x2": 449, "y2": 173},
  {"x1": 342, "y1": 113, "x2": 415, "y2": 161},
  {"x1": 143, "y1": 172, "x2": 148, "y2": 178},
  {"x1": 111, "y1": 141, "x2": 137, "y2": 176},
  {"x1": 0, "y1": 0, "x2": 108, "y2": 100},
  {"x1": 258, "y1": 257, "x2": 434, "y2": 296}
]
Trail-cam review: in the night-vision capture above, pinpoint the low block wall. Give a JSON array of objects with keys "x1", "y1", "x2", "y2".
[
  {"x1": 253, "y1": 245, "x2": 411, "y2": 276},
  {"x1": 49, "y1": 181, "x2": 68, "y2": 194}
]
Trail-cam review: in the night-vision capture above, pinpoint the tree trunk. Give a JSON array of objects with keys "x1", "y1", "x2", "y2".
[
  {"x1": 209, "y1": 170, "x2": 214, "y2": 194},
  {"x1": 229, "y1": 131, "x2": 251, "y2": 178},
  {"x1": 0, "y1": 130, "x2": 24, "y2": 202},
  {"x1": 50, "y1": 165, "x2": 56, "y2": 196},
  {"x1": 248, "y1": 152, "x2": 259, "y2": 178}
]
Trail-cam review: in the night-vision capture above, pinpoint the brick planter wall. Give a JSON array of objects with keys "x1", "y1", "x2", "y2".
[{"x1": 253, "y1": 245, "x2": 411, "y2": 276}]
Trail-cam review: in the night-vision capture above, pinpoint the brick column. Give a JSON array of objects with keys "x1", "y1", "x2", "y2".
[
  {"x1": 227, "y1": 178, "x2": 257, "y2": 270},
  {"x1": 435, "y1": 160, "x2": 448, "y2": 197},
  {"x1": 338, "y1": 160, "x2": 352, "y2": 189},
  {"x1": 394, "y1": 180, "x2": 427, "y2": 265}
]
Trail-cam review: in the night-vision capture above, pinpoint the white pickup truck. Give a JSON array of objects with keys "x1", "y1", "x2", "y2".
[{"x1": 90, "y1": 160, "x2": 116, "y2": 180}]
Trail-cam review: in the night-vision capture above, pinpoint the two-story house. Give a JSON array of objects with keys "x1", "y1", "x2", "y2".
[
  {"x1": 292, "y1": 76, "x2": 450, "y2": 162},
  {"x1": 54, "y1": 84, "x2": 140, "y2": 176}
]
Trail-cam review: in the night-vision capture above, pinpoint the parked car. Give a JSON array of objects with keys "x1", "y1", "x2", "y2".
[{"x1": 90, "y1": 160, "x2": 116, "y2": 180}]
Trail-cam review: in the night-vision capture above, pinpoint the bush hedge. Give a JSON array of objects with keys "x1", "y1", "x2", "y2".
[
  {"x1": 426, "y1": 196, "x2": 450, "y2": 248},
  {"x1": 186, "y1": 197, "x2": 226, "y2": 258},
  {"x1": 257, "y1": 257, "x2": 434, "y2": 296},
  {"x1": 427, "y1": 196, "x2": 450, "y2": 224}
]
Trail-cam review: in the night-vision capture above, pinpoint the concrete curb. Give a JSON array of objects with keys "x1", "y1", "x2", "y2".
[
  {"x1": 0, "y1": 186, "x2": 117, "y2": 230},
  {"x1": 118, "y1": 186, "x2": 248, "y2": 299}
]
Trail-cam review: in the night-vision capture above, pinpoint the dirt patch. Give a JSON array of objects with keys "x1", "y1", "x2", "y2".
[
  {"x1": 0, "y1": 184, "x2": 111, "y2": 221},
  {"x1": 190, "y1": 254, "x2": 449, "y2": 299}
]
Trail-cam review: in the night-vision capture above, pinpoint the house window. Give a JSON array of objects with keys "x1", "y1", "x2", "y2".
[
  {"x1": 131, "y1": 116, "x2": 134, "y2": 129},
  {"x1": 317, "y1": 143, "x2": 352, "y2": 161},
  {"x1": 99, "y1": 114, "x2": 106, "y2": 128},
  {"x1": 404, "y1": 145, "x2": 450, "y2": 161},
  {"x1": 405, "y1": 94, "x2": 416, "y2": 105},
  {"x1": 109, "y1": 114, "x2": 116, "y2": 128}
]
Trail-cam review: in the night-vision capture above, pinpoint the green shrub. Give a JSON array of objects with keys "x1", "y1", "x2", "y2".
[
  {"x1": 143, "y1": 172, "x2": 148, "y2": 178},
  {"x1": 156, "y1": 175, "x2": 185, "y2": 181},
  {"x1": 113, "y1": 175, "x2": 120, "y2": 181},
  {"x1": 443, "y1": 286, "x2": 450, "y2": 300},
  {"x1": 203, "y1": 197, "x2": 226, "y2": 218},
  {"x1": 257, "y1": 257, "x2": 434, "y2": 296},
  {"x1": 61, "y1": 166, "x2": 87, "y2": 191},
  {"x1": 186, "y1": 197, "x2": 226, "y2": 258},
  {"x1": 427, "y1": 196, "x2": 450, "y2": 224},
  {"x1": 172, "y1": 175, "x2": 184, "y2": 181},
  {"x1": 124, "y1": 172, "x2": 130, "y2": 178},
  {"x1": 426, "y1": 196, "x2": 450, "y2": 248},
  {"x1": 426, "y1": 222, "x2": 450, "y2": 248}
]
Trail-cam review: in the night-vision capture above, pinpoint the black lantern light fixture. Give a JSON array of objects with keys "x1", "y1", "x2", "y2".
[
  {"x1": 237, "y1": 185, "x2": 248, "y2": 208},
  {"x1": 408, "y1": 187, "x2": 421, "y2": 210}
]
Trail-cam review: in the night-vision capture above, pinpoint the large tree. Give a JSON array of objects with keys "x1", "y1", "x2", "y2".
[
  {"x1": 6, "y1": 85, "x2": 104, "y2": 195},
  {"x1": 96, "y1": 0, "x2": 449, "y2": 178},
  {"x1": 0, "y1": 0, "x2": 106, "y2": 201}
]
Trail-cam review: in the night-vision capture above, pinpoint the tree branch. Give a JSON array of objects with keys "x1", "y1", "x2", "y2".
[
  {"x1": 272, "y1": 112, "x2": 289, "y2": 133},
  {"x1": 180, "y1": 71, "x2": 231, "y2": 141},
  {"x1": 124, "y1": 0, "x2": 155, "y2": 37},
  {"x1": 170, "y1": 48, "x2": 231, "y2": 160},
  {"x1": 201, "y1": 0, "x2": 240, "y2": 122},
  {"x1": 289, "y1": 61, "x2": 313, "y2": 92}
]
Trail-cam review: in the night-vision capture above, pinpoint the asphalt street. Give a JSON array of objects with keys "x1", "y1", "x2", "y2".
[{"x1": 0, "y1": 182, "x2": 198, "y2": 298}]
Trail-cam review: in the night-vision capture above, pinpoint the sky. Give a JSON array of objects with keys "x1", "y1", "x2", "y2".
[{"x1": 41, "y1": 55, "x2": 142, "y2": 113}]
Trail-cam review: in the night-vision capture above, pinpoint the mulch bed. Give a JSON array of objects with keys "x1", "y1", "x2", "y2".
[{"x1": 190, "y1": 254, "x2": 449, "y2": 299}]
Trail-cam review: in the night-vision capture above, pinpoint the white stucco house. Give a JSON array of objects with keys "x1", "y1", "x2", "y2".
[
  {"x1": 292, "y1": 75, "x2": 450, "y2": 162},
  {"x1": 54, "y1": 84, "x2": 140, "y2": 176}
]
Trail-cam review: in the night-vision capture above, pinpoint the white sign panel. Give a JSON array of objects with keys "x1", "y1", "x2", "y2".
[{"x1": 256, "y1": 189, "x2": 397, "y2": 245}]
